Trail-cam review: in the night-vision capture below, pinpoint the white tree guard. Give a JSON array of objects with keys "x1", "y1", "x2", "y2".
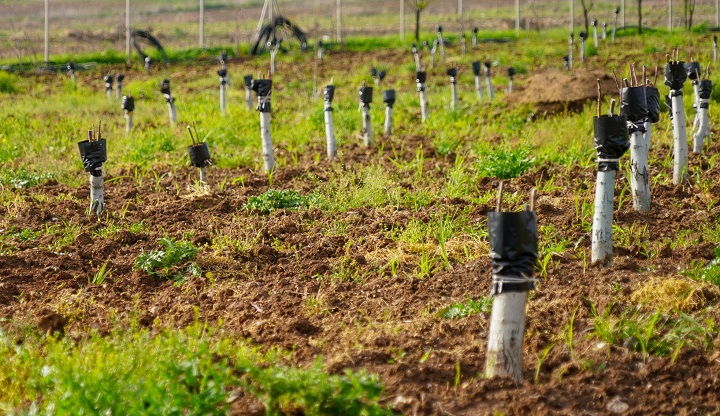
[
  {"x1": 591, "y1": 170, "x2": 616, "y2": 265},
  {"x1": 485, "y1": 291, "x2": 527, "y2": 382}
]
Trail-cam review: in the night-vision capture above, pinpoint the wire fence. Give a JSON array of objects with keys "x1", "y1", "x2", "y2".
[{"x1": 1, "y1": 0, "x2": 719, "y2": 62}]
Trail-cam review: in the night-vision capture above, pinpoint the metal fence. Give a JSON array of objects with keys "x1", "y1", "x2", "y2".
[{"x1": 1, "y1": 0, "x2": 719, "y2": 62}]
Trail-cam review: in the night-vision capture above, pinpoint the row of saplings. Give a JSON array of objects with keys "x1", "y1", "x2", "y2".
[{"x1": 75, "y1": 53, "x2": 711, "y2": 383}]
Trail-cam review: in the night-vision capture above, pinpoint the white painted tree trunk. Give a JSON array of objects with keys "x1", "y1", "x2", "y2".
[
  {"x1": 714, "y1": 40, "x2": 718, "y2": 63},
  {"x1": 362, "y1": 104, "x2": 373, "y2": 146},
  {"x1": 475, "y1": 75, "x2": 484, "y2": 101},
  {"x1": 693, "y1": 102, "x2": 709, "y2": 153},
  {"x1": 270, "y1": 50, "x2": 277, "y2": 75},
  {"x1": 125, "y1": 111, "x2": 133, "y2": 135},
  {"x1": 220, "y1": 83, "x2": 227, "y2": 114},
  {"x1": 485, "y1": 291, "x2": 527, "y2": 382},
  {"x1": 671, "y1": 91, "x2": 688, "y2": 184},
  {"x1": 629, "y1": 131, "x2": 651, "y2": 213},
  {"x1": 260, "y1": 111, "x2": 274, "y2": 172},
  {"x1": 591, "y1": 170, "x2": 615, "y2": 265},
  {"x1": 166, "y1": 96, "x2": 177, "y2": 125},
  {"x1": 485, "y1": 75, "x2": 494, "y2": 99},
  {"x1": 324, "y1": 105, "x2": 337, "y2": 160},
  {"x1": 419, "y1": 89, "x2": 429, "y2": 123},
  {"x1": 450, "y1": 82, "x2": 458, "y2": 110},
  {"x1": 593, "y1": 26, "x2": 598, "y2": 48},
  {"x1": 508, "y1": 79, "x2": 514, "y2": 93},
  {"x1": 568, "y1": 36, "x2": 573, "y2": 69},
  {"x1": 580, "y1": 39, "x2": 586, "y2": 62},
  {"x1": 644, "y1": 121, "x2": 652, "y2": 151},
  {"x1": 438, "y1": 33, "x2": 445, "y2": 62},
  {"x1": 384, "y1": 106, "x2": 393, "y2": 136},
  {"x1": 413, "y1": 53, "x2": 421, "y2": 72},
  {"x1": 245, "y1": 88, "x2": 254, "y2": 111},
  {"x1": 199, "y1": 167, "x2": 207, "y2": 185},
  {"x1": 90, "y1": 173, "x2": 105, "y2": 217}
]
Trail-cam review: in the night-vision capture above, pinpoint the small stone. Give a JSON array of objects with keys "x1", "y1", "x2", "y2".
[{"x1": 607, "y1": 396, "x2": 629, "y2": 414}]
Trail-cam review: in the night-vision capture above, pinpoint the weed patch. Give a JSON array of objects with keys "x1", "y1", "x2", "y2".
[
  {"x1": 245, "y1": 189, "x2": 319, "y2": 214},
  {"x1": 135, "y1": 237, "x2": 201, "y2": 282}
]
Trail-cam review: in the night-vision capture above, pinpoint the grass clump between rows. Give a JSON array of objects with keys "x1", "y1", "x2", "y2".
[
  {"x1": 684, "y1": 246, "x2": 720, "y2": 285},
  {"x1": 590, "y1": 304, "x2": 716, "y2": 361},
  {"x1": 245, "y1": 189, "x2": 320, "y2": 214},
  {"x1": 134, "y1": 237, "x2": 200, "y2": 282},
  {"x1": 437, "y1": 297, "x2": 493, "y2": 319},
  {"x1": 0, "y1": 323, "x2": 391, "y2": 415}
]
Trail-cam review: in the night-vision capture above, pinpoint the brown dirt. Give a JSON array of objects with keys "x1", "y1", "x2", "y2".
[
  {"x1": 508, "y1": 68, "x2": 620, "y2": 114},
  {"x1": 1, "y1": 126, "x2": 720, "y2": 415}
]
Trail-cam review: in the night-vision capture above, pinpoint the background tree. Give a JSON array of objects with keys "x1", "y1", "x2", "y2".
[
  {"x1": 406, "y1": 0, "x2": 434, "y2": 42},
  {"x1": 684, "y1": 0, "x2": 696, "y2": 31},
  {"x1": 579, "y1": 0, "x2": 594, "y2": 33},
  {"x1": 638, "y1": 0, "x2": 643, "y2": 34}
]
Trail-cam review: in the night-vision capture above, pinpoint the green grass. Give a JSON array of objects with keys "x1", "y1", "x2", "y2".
[
  {"x1": 0, "y1": 322, "x2": 391, "y2": 415},
  {"x1": 589, "y1": 304, "x2": 716, "y2": 361},
  {"x1": 245, "y1": 189, "x2": 320, "y2": 213},
  {"x1": 437, "y1": 297, "x2": 493, "y2": 319},
  {"x1": 684, "y1": 246, "x2": 720, "y2": 285},
  {"x1": 135, "y1": 237, "x2": 201, "y2": 282}
]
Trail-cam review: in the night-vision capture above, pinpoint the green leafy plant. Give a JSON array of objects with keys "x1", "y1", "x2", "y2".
[
  {"x1": 245, "y1": 189, "x2": 320, "y2": 214},
  {"x1": 89, "y1": 260, "x2": 113, "y2": 285},
  {"x1": 590, "y1": 303, "x2": 716, "y2": 361},
  {"x1": 684, "y1": 246, "x2": 720, "y2": 285},
  {"x1": 437, "y1": 297, "x2": 493, "y2": 319},
  {"x1": 135, "y1": 237, "x2": 200, "y2": 281},
  {"x1": 476, "y1": 146, "x2": 535, "y2": 180}
]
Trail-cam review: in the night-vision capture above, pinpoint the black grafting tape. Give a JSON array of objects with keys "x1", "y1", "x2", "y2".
[
  {"x1": 383, "y1": 89, "x2": 396, "y2": 106},
  {"x1": 359, "y1": 86, "x2": 373, "y2": 104},
  {"x1": 593, "y1": 115, "x2": 630, "y2": 171},
  {"x1": 699, "y1": 80, "x2": 713, "y2": 100},
  {"x1": 251, "y1": 79, "x2": 272, "y2": 97},
  {"x1": 121, "y1": 95, "x2": 135, "y2": 112},
  {"x1": 160, "y1": 79, "x2": 171, "y2": 95},
  {"x1": 243, "y1": 75, "x2": 253, "y2": 88},
  {"x1": 685, "y1": 61, "x2": 701, "y2": 80},
  {"x1": 488, "y1": 211, "x2": 538, "y2": 294},
  {"x1": 78, "y1": 138, "x2": 107, "y2": 173},
  {"x1": 472, "y1": 61, "x2": 481, "y2": 76},
  {"x1": 620, "y1": 86, "x2": 649, "y2": 123},
  {"x1": 645, "y1": 86, "x2": 660, "y2": 123},
  {"x1": 508, "y1": 67, "x2": 516, "y2": 77},
  {"x1": 446, "y1": 68, "x2": 457, "y2": 78},
  {"x1": 664, "y1": 62, "x2": 687, "y2": 91},
  {"x1": 188, "y1": 143, "x2": 212, "y2": 168},
  {"x1": 323, "y1": 85, "x2": 335, "y2": 103},
  {"x1": 217, "y1": 68, "x2": 227, "y2": 78}
]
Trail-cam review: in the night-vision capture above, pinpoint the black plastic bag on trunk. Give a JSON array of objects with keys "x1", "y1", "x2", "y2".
[
  {"x1": 685, "y1": 61, "x2": 701, "y2": 80},
  {"x1": 78, "y1": 139, "x2": 107, "y2": 176},
  {"x1": 488, "y1": 211, "x2": 537, "y2": 294},
  {"x1": 594, "y1": 115, "x2": 629, "y2": 171},
  {"x1": 621, "y1": 86, "x2": 648, "y2": 123},
  {"x1": 251, "y1": 79, "x2": 272, "y2": 112},
  {"x1": 188, "y1": 143, "x2": 211, "y2": 168},
  {"x1": 664, "y1": 62, "x2": 687, "y2": 91},
  {"x1": 645, "y1": 86, "x2": 660, "y2": 123},
  {"x1": 698, "y1": 80, "x2": 713, "y2": 100}
]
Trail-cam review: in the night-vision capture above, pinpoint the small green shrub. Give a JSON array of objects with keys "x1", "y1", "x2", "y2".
[
  {"x1": 437, "y1": 297, "x2": 493, "y2": 319},
  {"x1": 590, "y1": 304, "x2": 716, "y2": 360},
  {"x1": 0, "y1": 324, "x2": 391, "y2": 415},
  {"x1": 135, "y1": 237, "x2": 200, "y2": 281},
  {"x1": 0, "y1": 169, "x2": 53, "y2": 189},
  {"x1": 0, "y1": 71, "x2": 19, "y2": 94},
  {"x1": 685, "y1": 246, "x2": 720, "y2": 285},
  {"x1": 245, "y1": 189, "x2": 319, "y2": 213},
  {"x1": 476, "y1": 146, "x2": 535, "y2": 180}
]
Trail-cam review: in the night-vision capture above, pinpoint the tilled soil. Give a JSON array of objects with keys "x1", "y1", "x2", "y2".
[{"x1": 1, "y1": 124, "x2": 720, "y2": 414}]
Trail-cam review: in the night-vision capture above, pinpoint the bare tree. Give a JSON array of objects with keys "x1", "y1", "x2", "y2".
[
  {"x1": 684, "y1": 0, "x2": 697, "y2": 31},
  {"x1": 406, "y1": 0, "x2": 434, "y2": 42},
  {"x1": 579, "y1": 0, "x2": 594, "y2": 33},
  {"x1": 638, "y1": 0, "x2": 643, "y2": 34}
]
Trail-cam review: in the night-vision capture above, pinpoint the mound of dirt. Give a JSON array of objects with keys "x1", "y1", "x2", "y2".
[{"x1": 510, "y1": 69, "x2": 619, "y2": 114}]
